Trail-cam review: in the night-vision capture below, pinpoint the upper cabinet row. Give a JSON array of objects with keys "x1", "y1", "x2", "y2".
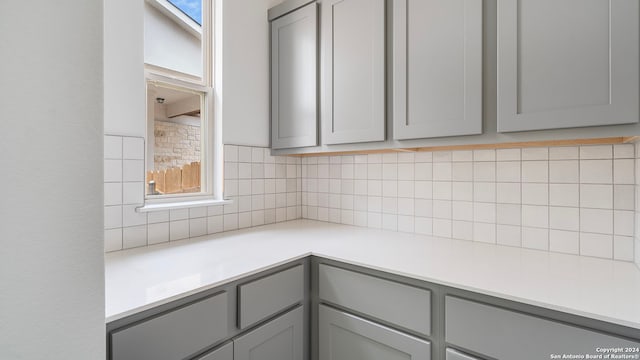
[{"x1": 270, "y1": 0, "x2": 639, "y2": 150}]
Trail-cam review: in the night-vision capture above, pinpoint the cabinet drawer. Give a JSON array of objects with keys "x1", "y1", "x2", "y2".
[
  {"x1": 110, "y1": 292, "x2": 228, "y2": 360},
  {"x1": 446, "y1": 348, "x2": 481, "y2": 360},
  {"x1": 319, "y1": 264, "x2": 431, "y2": 336},
  {"x1": 319, "y1": 305, "x2": 431, "y2": 360},
  {"x1": 445, "y1": 296, "x2": 640, "y2": 360},
  {"x1": 238, "y1": 264, "x2": 304, "y2": 329}
]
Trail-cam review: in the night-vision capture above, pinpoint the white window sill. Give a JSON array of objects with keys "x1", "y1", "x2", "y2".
[{"x1": 137, "y1": 199, "x2": 232, "y2": 213}]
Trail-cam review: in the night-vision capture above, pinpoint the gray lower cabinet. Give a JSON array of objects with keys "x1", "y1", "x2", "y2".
[
  {"x1": 392, "y1": 0, "x2": 482, "y2": 140},
  {"x1": 319, "y1": 305, "x2": 431, "y2": 360},
  {"x1": 234, "y1": 306, "x2": 304, "y2": 360},
  {"x1": 320, "y1": 0, "x2": 385, "y2": 144},
  {"x1": 497, "y1": 0, "x2": 639, "y2": 132},
  {"x1": 446, "y1": 296, "x2": 640, "y2": 360},
  {"x1": 110, "y1": 292, "x2": 228, "y2": 360},
  {"x1": 196, "y1": 342, "x2": 233, "y2": 360},
  {"x1": 270, "y1": 2, "x2": 318, "y2": 149}
]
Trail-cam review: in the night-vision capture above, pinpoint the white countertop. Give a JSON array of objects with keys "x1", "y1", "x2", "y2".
[{"x1": 105, "y1": 220, "x2": 640, "y2": 330}]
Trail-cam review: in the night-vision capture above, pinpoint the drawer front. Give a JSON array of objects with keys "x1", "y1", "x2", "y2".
[
  {"x1": 319, "y1": 264, "x2": 431, "y2": 336},
  {"x1": 197, "y1": 342, "x2": 233, "y2": 360},
  {"x1": 446, "y1": 296, "x2": 640, "y2": 360},
  {"x1": 111, "y1": 292, "x2": 228, "y2": 360},
  {"x1": 319, "y1": 305, "x2": 431, "y2": 360},
  {"x1": 446, "y1": 348, "x2": 481, "y2": 360},
  {"x1": 238, "y1": 264, "x2": 304, "y2": 329}
]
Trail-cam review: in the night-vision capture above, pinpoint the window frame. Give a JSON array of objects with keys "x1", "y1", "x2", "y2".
[{"x1": 141, "y1": 0, "x2": 222, "y2": 207}]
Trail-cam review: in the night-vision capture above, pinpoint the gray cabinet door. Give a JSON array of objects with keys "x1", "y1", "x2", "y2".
[
  {"x1": 445, "y1": 348, "x2": 481, "y2": 360},
  {"x1": 393, "y1": 0, "x2": 482, "y2": 140},
  {"x1": 234, "y1": 306, "x2": 304, "y2": 360},
  {"x1": 321, "y1": 0, "x2": 385, "y2": 144},
  {"x1": 271, "y1": 3, "x2": 318, "y2": 149},
  {"x1": 446, "y1": 296, "x2": 640, "y2": 360},
  {"x1": 319, "y1": 305, "x2": 431, "y2": 360},
  {"x1": 497, "y1": 0, "x2": 639, "y2": 132},
  {"x1": 196, "y1": 342, "x2": 233, "y2": 360}
]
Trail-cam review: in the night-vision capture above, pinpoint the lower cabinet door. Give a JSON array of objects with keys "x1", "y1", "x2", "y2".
[
  {"x1": 319, "y1": 305, "x2": 431, "y2": 360},
  {"x1": 233, "y1": 306, "x2": 303, "y2": 360},
  {"x1": 196, "y1": 342, "x2": 233, "y2": 360},
  {"x1": 446, "y1": 348, "x2": 481, "y2": 360}
]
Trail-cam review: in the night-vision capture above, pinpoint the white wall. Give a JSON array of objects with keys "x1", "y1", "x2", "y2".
[
  {"x1": 220, "y1": 0, "x2": 284, "y2": 147},
  {"x1": 105, "y1": 0, "x2": 281, "y2": 147},
  {"x1": 145, "y1": 3, "x2": 203, "y2": 77},
  {"x1": 105, "y1": 0, "x2": 146, "y2": 137},
  {"x1": 0, "y1": 1, "x2": 105, "y2": 359}
]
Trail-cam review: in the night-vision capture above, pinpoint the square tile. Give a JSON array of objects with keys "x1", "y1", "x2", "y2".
[
  {"x1": 433, "y1": 151, "x2": 452, "y2": 162},
  {"x1": 549, "y1": 146, "x2": 578, "y2": 160},
  {"x1": 549, "y1": 230, "x2": 579, "y2": 255},
  {"x1": 170, "y1": 208, "x2": 189, "y2": 221},
  {"x1": 148, "y1": 210, "x2": 169, "y2": 224},
  {"x1": 207, "y1": 215, "x2": 223, "y2": 234},
  {"x1": 496, "y1": 161, "x2": 520, "y2": 182},
  {"x1": 614, "y1": 159, "x2": 634, "y2": 184},
  {"x1": 522, "y1": 227, "x2": 549, "y2": 250},
  {"x1": 549, "y1": 184, "x2": 579, "y2": 207},
  {"x1": 580, "y1": 184, "x2": 612, "y2": 209},
  {"x1": 368, "y1": 196, "x2": 382, "y2": 212},
  {"x1": 415, "y1": 152, "x2": 432, "y2": 162},
  {"x1": 123, "y1": 205, "x2": 147, "y2": 227},
  {"x1": 397, "y1": 180, "x2": 414, "y2": 198},
  {"x1": 522, "y1": 205, "x2": 548, "y2": 228},
  {"x1": 521, "y1": 161, "x2": 548, "y2": 183},
  {"x1": 415, "y1": 163, "x2": 433, "y2": 180},
  {"x1": 452, "y1": 162, "x2": 473, "y2": 181},
  {"x1": 433, "y1": 218, "x2": 452, "y2": 237},
  {"x1": 473, "y1": 149, "x2": 496, "y2": 162},
  {"x1": 521, "y1": 183, "x2": 548, "y2": 206},
  {"x1": 496, "y1": 183, "x2": 520, "y2": 204},
  {"x1": 522, "y1": 147, "x2": 548, "y2": 160},
  {"x1": 433, "y1": 200, "x2": 452, "y2": 219},
  {"x1": 549, "y1": 206, "x2": 579, "y2": 231},
  {"x1": 580, "y1": 145, "x2": 612, "y2": 160},
  {"x1": 122, "y1": 182, "x2": 144, "y2": 205},
  {"x1": 613, "y1": 144, "x2": 635, "y2": 159},
  {"x1": 104, "y1": 135, "x2": 122, "y2": 159},
  {"x1": 252, "y1": 210, "x2": 265, "y2": 226},
  {"x1": 452, "y1": 182, "x2": 473, "y2": 201},
  {"x1": 104, "y1": 228, "x2": 123, "y2": 252},
  {"x1": 398, "y1": 198, "x2": 414, "y2": 216},
  {"x1": 473, "y1": 162, "x2": 496, "y2": 182},
  {"x1": 453, "y1": 220, "x2": 473, "y2": 241},
  {"x1": 368, "y1": 164, "x2": 382, "y2": 180},
  {"x1": 104, "y1": 159, "x2": 122, "y2": 182},
  {"x1": 238, "y1": 212, "x2": 252, "y2": 228},
  {"x1": 580, "y1": 160, "x2": 612, "y2": 184},
  {"x1": 382, "y1": 214, "x2": 398, "y2": 231},
  {"x1": 474, "y1": 222, "x2": 496, "y2": 243},
  {"x1": 497, "y1": 225, "x2": 521, "y2": 247},
  {"x1": 104, "y1": 183, "x2": 122, "y2": 206},
  {"x1": 474, "y1": 202, "x2": 496, "y2": 223},
  {"x1": 452, "y1": 201, "x2": 473, "y2": 221},
  {"x1": 453, "y1": 150, "x2": 473, "y2": 162},
  {"x1": 474, "y1": 182, "x2": 496, "y2": 203},
  {"x1": 238, "y1": 146, "x2": 252, "y2": 162},
  {"x1": 580, "y1": 208, "x2": 613, "y2": 234},
  {"x1": 496, "y1": 148, "x2": 521, "y2": 161},
  {"x1": 382, "y1": 197, "x2": 398, "y2": 214},
  {"x1": 382, "y1": 163, "x2": 398, "y2": 180},
  {"x1": 549, "y1": 160, "x2": 579, "y2": 183},
  {"x1": 123, "y1": 160, "x2": 144, "y2": 182},
  {"x1": 415, "y1": 217, "x2": 433, "y2": 235},
  {"x1": 398, "y1": 163, "x2": 414, "y2": 181},
  {"x1": 147, "y1": 222, "x2": 169, "y2": 245},
  {"x1": 415, "y1": 199, "x2": 433, "y2": 218},
  {"x1": 397, "y1": 215, "x2": 414, "y2": 233},
  {"x1": 613, "y1": 185, "x2": 635, "y2": 210},
  {"x1": 341, "y1": 210, "x2": 355, "y2": 225},
  {"x1": 251, "y1": 147, "x2": 264, "y2": 163},
  {"x1": 497, "y1": 204, "x2": 521, "y2": 226},
  {"x1": 580, "y1": 233, "x2": 613, "y2": 259},
  {"x1": 433, "y1": 182, "x2": 452, "y2": 200},
  {"x1": 613, "y1": 235, "x2": 634, "y2": 261},
  {"x1": 224, "y1": 145, "x2": 238, "y2": 162},
  {"x1": 398, "y1": 153, "x2": 415, "y2": 163},
  {"x1": 614, "y1": 210, "x2": 634, "y2": 236},
  {"x1": 414, "y1": 181, "x2": 432, "y2": 199},
  {"x1": 123, "y1": 137, "x2": 144, "y2": 160},
  {"x1": 123, "y1": 225, "x2": 147, "y2": 249},
  {"x1": 433, "y1": 163, "x2": 452, "y2": 181}
]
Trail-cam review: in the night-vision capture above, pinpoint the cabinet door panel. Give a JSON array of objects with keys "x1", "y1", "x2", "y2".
[
  {"x1": 271, "y1": 3, "x2": 318, "y2": 149},
  {"x1": 322, "y1": 0, "x2": 385, "y2": 144},
  {"x1": 497, "y1": 0, "x2": 639, "y2": 132},
  {"x1": 234, "y1": 306, "x2": 303, "y2": 360},
  {"x1": 393, "y1": 0, "x2": 482, "y2": 139},
  {"x1": 446, "y1": 296, "x2": 640, "y2": 360},
  {"x1": 319, "y1": 305, "x2": 431, "y2": 360},
  {"x1": 445, "y1": 348, "x2": 482, "y2": 360}
]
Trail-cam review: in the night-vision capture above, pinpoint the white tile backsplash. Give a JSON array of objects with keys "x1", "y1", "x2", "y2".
[{"x1": 104, "y1": 136, "x2": 637, "y2": 263}]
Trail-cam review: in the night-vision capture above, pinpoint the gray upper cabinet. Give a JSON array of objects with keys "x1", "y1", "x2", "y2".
[
  {"x1": 319, "y1": 305, "x2": 431, "y2": 360},
  {"x1": 271, "y1": 2, "x2": 318, "y2": 149},
  {"x1": 393, "y1": 0, "x2": 483, "y2": 140},
  {"x1": 497, "y1": 0, "x2": 640, "y2": 132},
  {"x1": 234, "y1": 306, "x2": 304, "y2": 360},
  {"x1": 321, "y1": 0, "x2": 385, "y2": 144}
]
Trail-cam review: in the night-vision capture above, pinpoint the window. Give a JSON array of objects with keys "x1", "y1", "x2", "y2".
[{"x1": 143, "y1": 0, "x2": 216, "y2": 203}]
